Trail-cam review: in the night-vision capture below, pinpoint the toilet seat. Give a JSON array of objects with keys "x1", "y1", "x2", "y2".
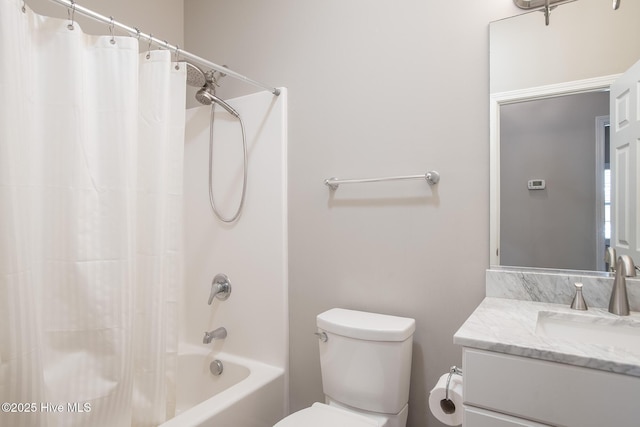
[{"x1": 274, "y1": 403, "x2": 380, "y2": 427}]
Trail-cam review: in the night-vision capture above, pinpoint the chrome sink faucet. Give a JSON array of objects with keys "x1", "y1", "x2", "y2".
[
  {"x1": 609, "y1": 255, "x2": 636, "y2": 316},
  {"x1": 203, "y1": 327, "x2": 227, "y2": 344}
]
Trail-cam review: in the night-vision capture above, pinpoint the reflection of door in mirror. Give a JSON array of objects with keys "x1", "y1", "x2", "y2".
[
  {"x1": 610, "y1": 59, "x2": 640, "y2": 263},
  {"x1": 499, "y1": 92, "x2": 609, "y2": 271}
]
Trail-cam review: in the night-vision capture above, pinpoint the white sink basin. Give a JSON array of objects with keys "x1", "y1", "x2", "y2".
[{"x1": 535, "y1": 311, "x2": 640, "y2": 353}]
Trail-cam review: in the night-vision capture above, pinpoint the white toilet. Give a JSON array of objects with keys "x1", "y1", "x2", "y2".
[{"x1": 275, "y1": 308, "x2": 416, "y2": 427}]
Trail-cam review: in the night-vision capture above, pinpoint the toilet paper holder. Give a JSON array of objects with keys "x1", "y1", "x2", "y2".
[
  {"x1": 445, "y1": 366, "x2": 463, "y2": 388},
  {"x1": 441, "y1": 366, "x2": 463, "y2": 414}
]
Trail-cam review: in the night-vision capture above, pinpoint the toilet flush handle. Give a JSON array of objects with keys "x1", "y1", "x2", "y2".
[{"x1": 314, "y1": 331, "x2": 328, "y2": 342}]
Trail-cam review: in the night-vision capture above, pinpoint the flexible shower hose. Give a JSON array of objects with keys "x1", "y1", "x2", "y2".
[{"x1": 208, "y1": 104, "x2": 247, "y2": 223}]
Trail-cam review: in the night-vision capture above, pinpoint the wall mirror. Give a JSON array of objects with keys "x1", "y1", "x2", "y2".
[{"x1": 489, "y1": 0, "x2": 640, "y2": 272}]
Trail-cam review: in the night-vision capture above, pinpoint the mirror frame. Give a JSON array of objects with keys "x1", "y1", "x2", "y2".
[{"x1": 489, "y1": 74, "x2": 619, "y2": 266}]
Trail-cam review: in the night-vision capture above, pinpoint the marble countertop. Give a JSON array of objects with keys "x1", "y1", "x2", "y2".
[{"x1": 453, "y1": 297, "x2": 640, "y2": 377}]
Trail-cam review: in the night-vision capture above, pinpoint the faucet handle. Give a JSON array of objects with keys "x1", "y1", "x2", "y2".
[
  {"x1": 209, "y1": 273, "x2": 232, "y2": 304},
  {"x1": 570, "y1": 282, "x2": 588, "y2": 311}
]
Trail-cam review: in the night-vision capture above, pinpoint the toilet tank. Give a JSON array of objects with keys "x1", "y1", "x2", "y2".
[{"x1": 316, "y1": 308, "x2": 415, "y2": 415}]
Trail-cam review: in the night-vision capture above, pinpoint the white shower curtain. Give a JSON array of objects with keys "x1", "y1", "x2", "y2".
[{"x1": 0, "y1": 0, "x2": 185, "y2": 426}]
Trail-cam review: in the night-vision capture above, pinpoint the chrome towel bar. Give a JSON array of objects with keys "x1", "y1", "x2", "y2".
[{"x1": 324, "y1": 170, "x2": 440, "y2": 191}]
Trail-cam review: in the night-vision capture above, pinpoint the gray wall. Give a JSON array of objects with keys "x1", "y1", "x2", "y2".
[
  {"x1": 183, "y1": 1, "x2": 517, "y2": 426},
  {"x1": 500, "y1": 92, "x2": 609, "y2": 270}
]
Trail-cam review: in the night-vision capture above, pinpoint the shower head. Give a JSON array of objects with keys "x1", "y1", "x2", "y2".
[
  {"x1": 195, "y1": 86, "x2": 240, "y2": 118},
  {"x1": 189, "y1": 63, "x2": 239, "y2": 118},
  {"x1": 185, "y1": 62, "x2": 207, "y2": 88}
]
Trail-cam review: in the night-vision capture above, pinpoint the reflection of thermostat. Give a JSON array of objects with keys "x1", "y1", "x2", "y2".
[{"x1": 528, "y1": 179, "x2": 546, "y2": 190}]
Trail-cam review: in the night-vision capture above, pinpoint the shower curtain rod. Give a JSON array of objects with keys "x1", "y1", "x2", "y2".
[{"x1": 48, "y1": 0, "x2": 280, "y2": 96}]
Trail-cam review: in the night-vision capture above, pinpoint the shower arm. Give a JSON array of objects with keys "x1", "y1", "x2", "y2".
[{"x1": 47, "y1": 0, "x2": 280, "y2": 96}]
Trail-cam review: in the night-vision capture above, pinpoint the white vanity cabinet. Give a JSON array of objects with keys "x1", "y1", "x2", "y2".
[
  {"x1": 464, "y1": 406, "x2": 550, "y2": 427},
  {"x1": 462, "y1": 348, "x2": 640, "y2": 427}
]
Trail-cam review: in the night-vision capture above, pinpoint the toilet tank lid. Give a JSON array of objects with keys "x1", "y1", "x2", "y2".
[{"x1": 317, "y1": 308, "x2": 416, "y2": 342}]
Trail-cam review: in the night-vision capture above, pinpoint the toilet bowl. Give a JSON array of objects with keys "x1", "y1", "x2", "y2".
[{"x1": 274, "y1": 308, "x2": 415, "y2": 427}]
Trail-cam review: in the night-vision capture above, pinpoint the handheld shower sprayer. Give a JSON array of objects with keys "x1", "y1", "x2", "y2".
[
  {"x1": 185, "y1": 62, "x2": 237, "y2": 115},
  {"x1": 184, "y1": 61, "x2": 247, "y2": 223},
  {"x1": 195, "y1": 87, "x2": 239, "y2": 117}
]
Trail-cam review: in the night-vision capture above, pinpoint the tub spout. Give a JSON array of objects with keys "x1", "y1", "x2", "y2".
[{"x1": 203, "y1": 327, "x2": 227, "y2": 344}]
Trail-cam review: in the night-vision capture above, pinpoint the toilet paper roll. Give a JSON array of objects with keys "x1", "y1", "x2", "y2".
[{"x1": 428, "y1": 372, "x2": 463, "y2": 426}]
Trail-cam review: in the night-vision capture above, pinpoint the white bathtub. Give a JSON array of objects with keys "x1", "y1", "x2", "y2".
[{"x1": 160, "y1": 345, "x2": 285, "y2": 427}]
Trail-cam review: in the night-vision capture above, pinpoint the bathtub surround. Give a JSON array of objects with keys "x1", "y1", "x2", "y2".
[{"x1": 179, "y1": 90, "x2": 288, "y2": 423}]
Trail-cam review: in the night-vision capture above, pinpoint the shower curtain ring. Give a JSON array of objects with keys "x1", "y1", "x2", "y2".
[
  {"x1": 146, "y1": 34, "x2": 153, "y2": 59},
  {"x1": 21, "y1": 0, "x2": 26, "y2": 13},
  {"x1": 134, "y1": 27, "x2": 141, "y2": 40},
  {"x1": 109, "y1": 16, "x2": 116, "y2": 45},
  {"x1": 67, "y1": 0, "x2": 76, "y2": 31},
  {"x1": 174, "y1": 45, "x2": 181, "y2": 70}
]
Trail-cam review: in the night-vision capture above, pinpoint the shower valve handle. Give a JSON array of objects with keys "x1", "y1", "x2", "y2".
[{"x1": 209, "y1": 274, "x2": 232, "y2": 304}]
